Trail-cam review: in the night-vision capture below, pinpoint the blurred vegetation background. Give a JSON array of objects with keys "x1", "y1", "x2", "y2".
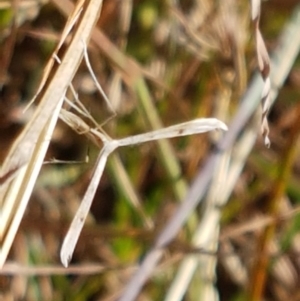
[{"x1": 1, "y1": 0, "x2": 300, "y2": 300}]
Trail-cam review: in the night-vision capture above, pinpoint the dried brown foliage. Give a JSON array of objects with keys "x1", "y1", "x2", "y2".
[{"x1": 1, "y1": 1, "x2": 300, "y2": 301}]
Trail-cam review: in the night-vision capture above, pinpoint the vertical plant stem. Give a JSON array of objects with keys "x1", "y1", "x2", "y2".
[
  {"x1": 248, "y1": 104, "x2": 300, "y2": 301},
  {"x1": 133, "y1": 78, "x2": 188, "y2": 201}
]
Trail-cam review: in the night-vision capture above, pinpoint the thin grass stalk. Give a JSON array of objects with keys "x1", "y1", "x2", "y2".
[
  {"x1": 221, "y1": 111, "x2": 260, "y2": 201},
  {"x1": 133, "y1": 78, "x2": 188, "y2": 201},
  {"x1": 164, "y1": 204, "x2": 222, "y2": 301},
  {"x1": 107, "y1": 0, "x2": 132, "y2": 110},
  {"x1": 193, "y1": 153, "x2": 230, "y2": 300},
  {"x1": 0, "y1": 263, "x2": 135, "y2": 275},
  {"x1": 247, "y1": 104, "x2": 300, "y2": 301}
]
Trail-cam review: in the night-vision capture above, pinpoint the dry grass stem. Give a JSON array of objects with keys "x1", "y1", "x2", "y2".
[{"x1": 0, "y1": 0, "x2": 104, "y2": 267}]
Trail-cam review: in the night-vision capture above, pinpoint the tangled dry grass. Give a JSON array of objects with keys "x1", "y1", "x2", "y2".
[{"x1": 1, "y1": 0, "x2": 300, "y2": 300}]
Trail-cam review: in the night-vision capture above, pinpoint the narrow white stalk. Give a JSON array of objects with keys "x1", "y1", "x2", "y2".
[{"x1": 82, "y1": 41, "x2": 115, "y2": 114}]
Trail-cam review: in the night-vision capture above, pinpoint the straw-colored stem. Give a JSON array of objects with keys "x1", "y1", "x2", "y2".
[{"x1": 247, "y1": 104, "x2": 300, "y2": 301}]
